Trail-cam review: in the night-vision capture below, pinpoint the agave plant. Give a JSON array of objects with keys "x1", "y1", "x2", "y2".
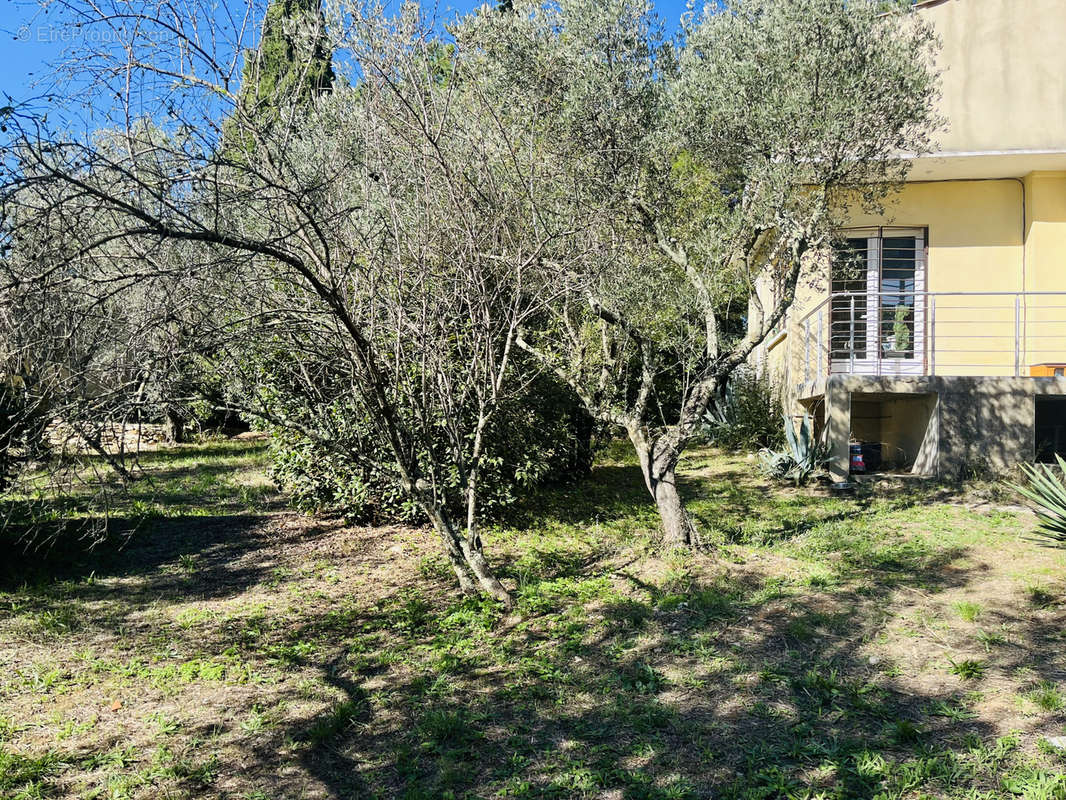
[
  {"x1": 758, "y1": 415, "x2": 828, "y2": 486},
  {"x1": 1010, "y1": 456, "x2": 1066, "y2": 545},
  {"x1": 758, "y1": 448, "x2": 794, "y2": 480}
]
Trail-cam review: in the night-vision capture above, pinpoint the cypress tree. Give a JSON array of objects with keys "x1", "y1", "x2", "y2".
[
  {"x1": 242, "y1": 0, "x2": 334, "y2": 110},
  {"x1": 224, "y1": 0, "x2": 334, "y2": 156}
]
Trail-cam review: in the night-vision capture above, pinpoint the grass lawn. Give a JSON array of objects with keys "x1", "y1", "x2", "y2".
[{"x1": 3, "y1": 440, "x2": 1066, "y2": 799}]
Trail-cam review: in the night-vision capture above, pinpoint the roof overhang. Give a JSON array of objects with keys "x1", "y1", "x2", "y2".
[{"x1": 903, "y1": 149, "x2": 1066, "y2": 181}]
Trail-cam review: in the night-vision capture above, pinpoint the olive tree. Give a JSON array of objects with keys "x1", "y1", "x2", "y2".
[
  {"x1": 0, "y1": 0, "x2": 575, "y2": 602},
  {"x1": 458, "y1": 0, "x2": 940, "y2": 546},
  {"x1": 1, "y1": 122, "x2": 234, "y2": 464}
]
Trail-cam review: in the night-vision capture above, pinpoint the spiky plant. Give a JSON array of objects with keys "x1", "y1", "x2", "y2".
[
  {"x1": 1011, "y1": 456, "x2": 1066, "y2": 545},
  {"x1": 758, "y1": 415, "x2": 828, "y2": 486}
]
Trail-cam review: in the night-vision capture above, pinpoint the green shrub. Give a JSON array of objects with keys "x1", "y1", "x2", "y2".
[
  {"x1": 701, "y1": 369, "x2": 784, "y2": 452},
  {"x1": 267, "y1": 371, "x2": 596, "y2": 523}
]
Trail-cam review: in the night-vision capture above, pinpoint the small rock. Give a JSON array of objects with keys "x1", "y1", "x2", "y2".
[
  {"x1": 1046, "y1": 736, "x2": 1066, "y2": 751},
  {"x1": 868, "y1": 655, "x2": 880, "y2": 665}
]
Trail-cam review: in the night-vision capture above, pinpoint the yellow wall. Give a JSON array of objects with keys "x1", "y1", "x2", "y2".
[
  {"x1": 1022, "y1": 172, "x2": 1066, "y2": 369},
  {"x1": 849, "y1": 180, "x2": 1024, "y2": 291},
  {"x1": 1026, "y1": 172, "x2": 1066, "y2": 292},
  {"x1": 919, "y1": 0, "x2": 1066, "y2": 154},
  {"x1": 759, "y1": 173, "x2": 1066, "y2": 395}
]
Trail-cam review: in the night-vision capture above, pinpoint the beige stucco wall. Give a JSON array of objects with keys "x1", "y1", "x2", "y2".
[{"x1": 919, "y1": 0, "x2": 1066, "y2": 154}]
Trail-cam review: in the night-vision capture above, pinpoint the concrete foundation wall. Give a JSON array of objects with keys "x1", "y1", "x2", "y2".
[
  {"x1": 882, "y1": 393, "x2": 938, "y2": 472},
  {"x1": 817, "y1": 376, "x2": 1066, "y2": 481}
]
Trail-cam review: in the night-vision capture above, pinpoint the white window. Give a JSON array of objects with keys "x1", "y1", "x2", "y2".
[{"x1": 830, "y1": 228, "x2": 927, "y2": 375}]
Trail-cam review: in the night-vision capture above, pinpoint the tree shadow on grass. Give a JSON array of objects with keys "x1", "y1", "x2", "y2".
[
  {"x1": 974, "y1": 577, "x2": 1066, "y2": 698},
  {"x1": 502, "y1": 463, "x2": 654, "y2": 529},
  {"x1": 1, "y1": 503, "x2": 1033, "y2": 799},
  {"x1": 0, "y1": 512, "x2": 382, "y2": 650},
  {"x1": 1, "y1": 515, "x2": 271, "y2": 589},
  {"x1": 235, "y1": 516, "x2": 1005, "y2": 800},
  {"x1": 2, "y1": 444, "x2": 1053, "y2": 798}
]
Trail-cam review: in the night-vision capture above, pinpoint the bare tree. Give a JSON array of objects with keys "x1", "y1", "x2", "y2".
[{"x1": 1, "y1": 0, "x2": 579, "y2": 602}]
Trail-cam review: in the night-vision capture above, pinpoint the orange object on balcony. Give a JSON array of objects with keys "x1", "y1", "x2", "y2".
[{"x1": 1031, "y1": 363, "x2": 1066, "y2": 377}]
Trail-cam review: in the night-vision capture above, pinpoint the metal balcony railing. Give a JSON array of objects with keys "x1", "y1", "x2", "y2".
[{"x1": 792, "y1": 291, "x2": 1066, "y2": 385}]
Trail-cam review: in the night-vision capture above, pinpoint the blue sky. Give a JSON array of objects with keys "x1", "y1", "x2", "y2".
[
  {"x1": 3, "y1": 0, "x2": 66, "y2": 100},
  {"x1": 1, "y1": 0, "x2": 691, "y2": 108}
]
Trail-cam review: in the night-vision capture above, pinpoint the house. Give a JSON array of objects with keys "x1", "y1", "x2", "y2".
[{"x1": 754, "y1": 0, "x2": 1066, "y2": 481}]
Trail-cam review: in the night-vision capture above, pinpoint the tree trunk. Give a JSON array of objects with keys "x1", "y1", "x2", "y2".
[
  {"x1": 629, "y1": 429, "x2": 699, "y2": 549},
  {"x1": 424, "y1": 506, "x2": 513, "y2": 606},
  {"x1": 650, "y1": 465, "x2": 698, "y2": 548},
  {"x1": 458, "y1": 534, "x2": 513, "y2": 607},
  {"x1": 164, "y1": 406, "x2": 185, "y2": 444}
]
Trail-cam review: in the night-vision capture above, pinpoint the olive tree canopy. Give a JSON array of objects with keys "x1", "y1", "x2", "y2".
[{"x1": 457, "y1": 0, "x2": 940, "y2": 546}]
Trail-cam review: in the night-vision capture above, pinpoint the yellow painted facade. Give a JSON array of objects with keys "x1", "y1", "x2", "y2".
[
  {"x1": 1026, "y1": 172, "x2": 1066, "y2": 294},
  {"x1": 757, "y1": 0, "x2": 1066, "y2": 402},
  {"x1": 919, "y1": 0, "x2": 1066, "y2": 156}
]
